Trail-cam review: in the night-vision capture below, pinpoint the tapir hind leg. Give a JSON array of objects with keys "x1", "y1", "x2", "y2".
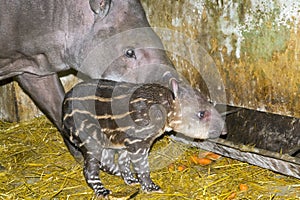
[{"x1": 15, "y1": 73, "x2": 82, "y2": 160}]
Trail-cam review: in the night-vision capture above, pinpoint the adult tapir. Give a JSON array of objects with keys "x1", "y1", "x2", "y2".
[
  {"x1": 0, "y1": 0, "x2": 176, "y2": 128},
  {"x1": 0, "y1": 0, "x2": 225, "y2": 159}
]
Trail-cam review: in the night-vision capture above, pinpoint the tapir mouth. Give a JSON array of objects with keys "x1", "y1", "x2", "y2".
[
  {"x1": 221, "y1": 129, "x2": 227, "y2": 135},
  {"x1": 208, "y1": 125, "x2": 227, "y2": 138},
  {"x1": 221, "y1": 123, "x2": 228, "y2": 135}
]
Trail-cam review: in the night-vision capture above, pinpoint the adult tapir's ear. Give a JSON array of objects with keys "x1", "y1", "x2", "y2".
[
  {"x1": 89, "y1": 0, "x2": 111, "y2": 18},
  {"x1": 170, "y1": 78, "x2": 179, "y2": 98}
]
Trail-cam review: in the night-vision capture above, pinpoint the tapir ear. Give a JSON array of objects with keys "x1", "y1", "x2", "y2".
[
  {"x1": 89, "y1": 0, "x2": 111, "y2": 18},
  {"x1": 170, "y1": 78, "x2": 179, "y2": 98},
  {"x1": 162, "y1": 71, "x2": 179, "y2": 98}
]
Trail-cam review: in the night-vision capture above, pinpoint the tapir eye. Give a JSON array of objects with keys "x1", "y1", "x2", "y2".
[
  {"x1": 197, "y1": 111, "x2": 206, "y2": 119},
  {"x1": 125, "y1": 49, "x2": 136, "y2": 59}
]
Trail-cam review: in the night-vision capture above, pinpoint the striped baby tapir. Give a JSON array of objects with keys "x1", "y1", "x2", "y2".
[{"x1": 62, "y1": 79, "x2": 225, "y2": 197}]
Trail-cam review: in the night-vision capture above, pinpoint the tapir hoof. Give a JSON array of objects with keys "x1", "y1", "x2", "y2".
[{"x1": 142, "y1": 183, "x2": 163, "y2": 194}]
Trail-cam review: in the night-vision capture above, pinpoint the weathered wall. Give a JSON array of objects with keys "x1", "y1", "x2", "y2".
[
  {"x1": 0, "y1": 0, "x2": 299, "y2": 122},
  {"x1": 0, "y1": 75, "x2": 79, "y2": 122},
  {"x1": 141, "y1": 0, "x2": 300, "y2": 117},
  {"x1": 0, "y1": 81, "x2": 41, "y2": 122}
]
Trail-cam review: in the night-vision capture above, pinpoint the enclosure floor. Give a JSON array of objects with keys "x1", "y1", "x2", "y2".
[{"x1": 0, "y1": 117, "x2": 299, "y2": 200}]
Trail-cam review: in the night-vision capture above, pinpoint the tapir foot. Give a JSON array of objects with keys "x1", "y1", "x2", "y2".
[
  {"x1": 137, "y1": 173, "x2": 162, "y2": 193},
  {"x1": 123, "y1": 174, "x2": 139, "y2": 186},
  {"x1": 141, "y1": 182, "x2": 162, "y2": 194},
  {"x1": 93, "y1": 185, "x2": 111, "y2": 198}
]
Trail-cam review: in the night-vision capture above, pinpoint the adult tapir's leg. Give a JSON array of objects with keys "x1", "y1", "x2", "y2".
[
  {"x1": 15, "y1": 73, "x2": 64, "y2": 129},
  {"x1": 15, "y1": 72, "x2": 82, "y2": 160}
]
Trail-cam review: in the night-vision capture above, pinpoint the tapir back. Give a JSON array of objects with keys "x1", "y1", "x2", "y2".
[{"x1": 62, "y1": 79, "x2": 175, "y2": 150}]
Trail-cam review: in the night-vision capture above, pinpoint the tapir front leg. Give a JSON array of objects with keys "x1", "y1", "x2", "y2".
[
  {"x1": 15, "y1": 73, "x2": 82, "y2": 160},
  {"x1": 15, "y1": 73, "x2": 64, "y2": 128},
  {"x1": 99, "y1": 148, "x2": 121, "y2": 176},
  {"x1": 118, "y1": 150, "x2": 139, "y2": 185},
  {"x1": 127, "y1": 145, "x2": 161, "y2": 193}
]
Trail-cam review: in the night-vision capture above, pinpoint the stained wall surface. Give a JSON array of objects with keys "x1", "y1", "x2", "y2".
[
  {"x1": 0, "y1": 0, "x2": 299, "y2": 121},
  {"x1": 141, "y1": 0, "x2": 300, "y2": 117}
]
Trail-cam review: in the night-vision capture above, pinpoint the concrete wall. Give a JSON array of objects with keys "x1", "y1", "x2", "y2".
[{"x1": 1, "y1": 0, "x2": 299, "y2": 122}]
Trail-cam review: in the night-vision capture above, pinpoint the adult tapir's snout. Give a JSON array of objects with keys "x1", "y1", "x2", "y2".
[
  {"x1": 80, "y1": 26, "x2": 177, "y2": 85},
  {"x1": 101, "y1": 49, "x2": 176, "y2": 84}
]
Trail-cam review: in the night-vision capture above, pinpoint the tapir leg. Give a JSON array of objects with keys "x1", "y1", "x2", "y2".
[
  {"x1": 128, "y1": 147, "x2": 161, "y2": 193},
  {"x1": 83, "y1": 154, "x2": 111, "y2": 197},
  {"x1": 15, "y1": 73, "x2": 64, "y2": 128},
  {"x1": 99, "y1": 148, "x2": 121, "y2": 176},
  {"x1": 118, "y1": 150, "x2": 139, "y2": 185},
  {"x1": 15, "y1": 73, "x2": 82, "y2": 160}
]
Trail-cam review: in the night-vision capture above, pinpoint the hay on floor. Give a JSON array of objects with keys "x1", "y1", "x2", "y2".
[{"x1": 0, "y1": 117, "x2": 299, "y2": 199}]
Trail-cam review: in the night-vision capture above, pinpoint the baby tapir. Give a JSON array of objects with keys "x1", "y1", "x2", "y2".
[{"x1": 62, "y1": 79, "x2": 225, "y2": 197}]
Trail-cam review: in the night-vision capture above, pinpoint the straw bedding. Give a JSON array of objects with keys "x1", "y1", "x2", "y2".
[{"x1": 0, "y1": 117, "x2": 299, "y2": 199}]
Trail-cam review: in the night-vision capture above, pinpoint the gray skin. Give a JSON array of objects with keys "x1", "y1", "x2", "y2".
[
  {"x1": 62, "y1": 79, "x2": 226, "y2": 197},
  {"x1": 0, "y1": 0, "x2": 174, "y2": 127},
  {"x1": 0, "y1": 0, "x2": 176, "y2": 157}
]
